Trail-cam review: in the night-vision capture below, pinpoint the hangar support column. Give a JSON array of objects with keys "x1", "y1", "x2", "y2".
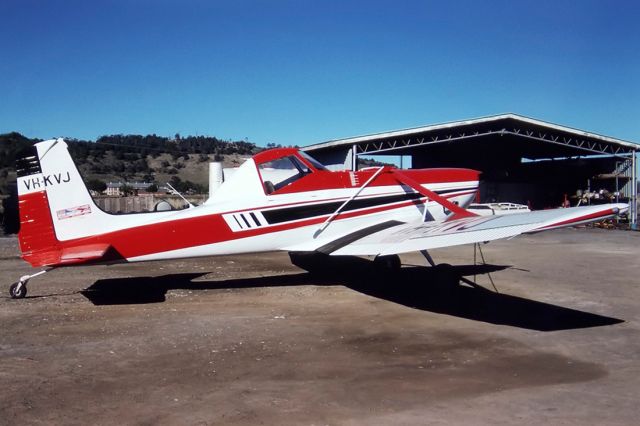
[
  {"x1": 632, "y1": 151, "x2": 638, "y2": 230},
  {"x1": 352, "y1": 145, "x2": 358, "y2": 171}
]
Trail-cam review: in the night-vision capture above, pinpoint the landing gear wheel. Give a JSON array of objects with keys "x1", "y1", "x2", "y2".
[
  {"x1": 374, "y1": 254, "x2": 402, "y2": 273},
  {"x1": 9, "y1": 281, "x2": 28, "y2": 299},
  {"x1": 433, "y1": 263, "x2": 459, "y2": 288}
]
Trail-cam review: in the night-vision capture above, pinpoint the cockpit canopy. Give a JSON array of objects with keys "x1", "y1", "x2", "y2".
[
  {"x1": 205, "y1": 148, "x2": 329, "y2": 204},
  {"x1": 253, "y1": 148, "x2": 327, "y2": 195}
]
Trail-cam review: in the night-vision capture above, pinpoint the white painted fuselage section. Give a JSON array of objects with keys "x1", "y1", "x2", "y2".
[{"x1": 127, "y1": 179, "x2": 478, "y2": 262}]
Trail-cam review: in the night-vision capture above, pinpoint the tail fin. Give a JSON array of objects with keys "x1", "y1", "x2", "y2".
[
  {"x1": 17, "y1": 139, "x2": 109, "y2": 248},
  {"x1": 16, "y1": 144, "x2": 61, "y2": 265}
]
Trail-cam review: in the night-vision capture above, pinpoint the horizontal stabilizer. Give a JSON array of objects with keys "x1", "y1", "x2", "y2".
[
  {"x1": 59, "y1": 243, "x2": 113, "y2": 265},
  {"x1": 23, "y1": 243, "x2": 113, "y2": 267}
]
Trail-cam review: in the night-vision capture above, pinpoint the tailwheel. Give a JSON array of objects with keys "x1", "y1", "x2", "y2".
[
  {"x1": 9, "y1": 281, "x2": 28, "y2": 299},
  {"x1": 8, "y1": 270, "x2": 49, "y2": 299},
  {"x1": 373, "y1": 254, "x2": 402, "y2": 273}
]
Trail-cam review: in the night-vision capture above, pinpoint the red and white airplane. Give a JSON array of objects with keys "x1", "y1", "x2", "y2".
[{"x1": 10, "y1": 138, "x2": 628, "y2": 298}]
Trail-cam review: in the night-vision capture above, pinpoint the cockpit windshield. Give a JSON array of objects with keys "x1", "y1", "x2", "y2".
[
  {"x1": 298, "y1": 151, "x2": 328, "y2": 171},
  {"x1": 258, "y1": 155, "x2": 311, "y2": 194}
]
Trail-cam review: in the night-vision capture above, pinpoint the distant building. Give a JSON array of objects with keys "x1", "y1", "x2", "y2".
[
  {"x1": 105, "y1": 182, "x2": 122, "y2": 196},
  {"x1": 105, "y1": 182, "x2": 167, "y2": 196}
]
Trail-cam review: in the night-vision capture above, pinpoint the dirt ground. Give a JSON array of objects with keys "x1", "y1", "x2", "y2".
[{"x1": 1, "y1": 228, "x2": 639, "y2": 425}]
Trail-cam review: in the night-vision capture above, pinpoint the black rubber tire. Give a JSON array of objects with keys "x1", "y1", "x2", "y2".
[
  {"x1": 9, "y1": 282, "x2": 27, "y2": 299},
  {"x1": 374, "y1": 254, "x2": 402, "y2": 272},
  {"x1": 434, "y1": 263, "x2": 459, "y2": 287}
]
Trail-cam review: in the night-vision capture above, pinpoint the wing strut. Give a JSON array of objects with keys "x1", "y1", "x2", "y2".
[
  {"x1": 390, "y1": 169, "x2": 477, "y2": 221},
  {"x1": 315, "y1": 166, "x2": 391, "y2": 236},
  {"x1": 315, "y1": 166, "x2": 478, "y2": 237},
  {"x1": 420, "y1": 249, "x2": 437, "y2": 266}
]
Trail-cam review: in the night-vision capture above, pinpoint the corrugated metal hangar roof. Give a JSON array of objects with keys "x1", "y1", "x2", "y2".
[
  {"x1": 304, "y1": 113, "x2": 639, "y2": 159},
  {"x1": 302, "y1": 113, "x2": 638, "y2": 228}
]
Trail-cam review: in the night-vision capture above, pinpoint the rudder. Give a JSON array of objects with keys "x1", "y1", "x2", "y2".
[{"x1": 16, "y1": 145, "x2": 61, "y2": 266}]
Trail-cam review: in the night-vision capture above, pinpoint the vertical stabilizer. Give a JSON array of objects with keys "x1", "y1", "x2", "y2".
[{"x1": 17, "y1": 138, "x2": 109, "y2": 242}]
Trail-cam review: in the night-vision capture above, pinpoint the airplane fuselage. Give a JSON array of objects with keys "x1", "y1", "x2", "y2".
[{"x1": 17, "y1": 143, "x2": 479, "y2": 267}]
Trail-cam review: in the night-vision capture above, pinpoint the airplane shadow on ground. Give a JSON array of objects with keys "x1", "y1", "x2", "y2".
[
  {"x1": 81, "y1": 272, "x2": 329, "y2": 305},
  {"x1": 82, "y1": 255, "x2": 623, "y2": 332}
]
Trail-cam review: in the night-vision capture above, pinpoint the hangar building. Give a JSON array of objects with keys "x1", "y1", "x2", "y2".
[{"x1": 302, "y1": 114, "x2": 639, "y2": 228}]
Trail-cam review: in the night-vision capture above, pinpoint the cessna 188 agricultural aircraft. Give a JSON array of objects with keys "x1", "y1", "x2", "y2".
[{"x1": 10, "y1": 138, "x2": 628, "y2": 298}]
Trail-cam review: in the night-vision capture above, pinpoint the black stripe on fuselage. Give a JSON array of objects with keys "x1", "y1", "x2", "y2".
[
  {"x1": 249, "y1": 212, "x2": 261, "y2": 226},
  {"x1": 260, "y1": 187, "x2": 476, "y2": 225},
  {"x1": 262, "y1": 193, "x2": 423, "y2": 224},
  {"x1": 436, "y1": 186, "x2": 477, "y2": 195}
]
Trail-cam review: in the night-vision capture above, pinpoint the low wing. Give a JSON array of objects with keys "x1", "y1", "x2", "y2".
[{"x1": 325, "y1": 204, "x2": 628, "y2": 257}]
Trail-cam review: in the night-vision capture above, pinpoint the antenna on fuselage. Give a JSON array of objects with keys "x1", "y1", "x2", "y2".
[{"x1": 165, "y1": 182, "x2": 195, "y2": 209}]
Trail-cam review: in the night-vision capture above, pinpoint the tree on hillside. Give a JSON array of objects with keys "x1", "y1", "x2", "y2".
[
  {"x1": 86, "y1": 179, "x2": 107, "y2": 193},
  {"x1": 0, "y1": 132, "x2": 39, "y2": 169},
  {"x1": 0, "y1": 131, "x2": 258, "y2": 201},
  {"x1": 120, "y1": 184, "x2": 135, "y2": 196}
]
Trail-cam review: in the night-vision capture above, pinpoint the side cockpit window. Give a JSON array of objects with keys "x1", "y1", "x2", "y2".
[
  {"x1": 299, "y1": 151, "x2": 327, "y2": 171},
  {"x1": 258, "y1": 156, "x2": 311, "y2": 194},
  {"x1": 290, "y1": 156, "x2": 310, "y2": 174}
]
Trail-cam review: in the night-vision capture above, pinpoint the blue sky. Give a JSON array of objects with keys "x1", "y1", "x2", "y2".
[{"x1": 1, "y1": 0, "x2": 639, "y2": 147}]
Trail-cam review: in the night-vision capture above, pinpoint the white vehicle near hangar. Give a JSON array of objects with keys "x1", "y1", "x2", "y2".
[{"x1": 468, "y1": 202, "x2": 531, "y2": 216}]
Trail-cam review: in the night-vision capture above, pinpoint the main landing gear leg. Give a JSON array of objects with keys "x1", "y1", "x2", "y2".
[
  {"x1": 420, "y1": 249, "x2": 459, "y2": 288},
  {"x1": 373, "y1": 254, "x2": 402, "y2": 273},
  {"x1": 9, "y1": 269, "x2": 50, "y2": 299},
  {"x1": 420, "y1": 250, "x2": 437, "y2": 267},
  {"x1": 471, "y1": 243, "x2": 499, "y2": 293}
]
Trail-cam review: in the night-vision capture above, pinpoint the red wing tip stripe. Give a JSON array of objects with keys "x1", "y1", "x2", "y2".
[{"x1": 536, "y1": 208, "x2": 617, "y2": 230}]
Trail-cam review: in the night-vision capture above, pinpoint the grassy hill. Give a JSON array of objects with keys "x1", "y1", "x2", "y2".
[
  {"x1": 0, "y1": 132, "x2": 269, "y2": 233},
  {"x1": 0, "y1": 132, "x2": 264, "y2": 197}
]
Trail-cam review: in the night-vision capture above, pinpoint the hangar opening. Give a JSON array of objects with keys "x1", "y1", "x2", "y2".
[{"x1": 303, "y1": 114, "x2": 639, "y2": 228}]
